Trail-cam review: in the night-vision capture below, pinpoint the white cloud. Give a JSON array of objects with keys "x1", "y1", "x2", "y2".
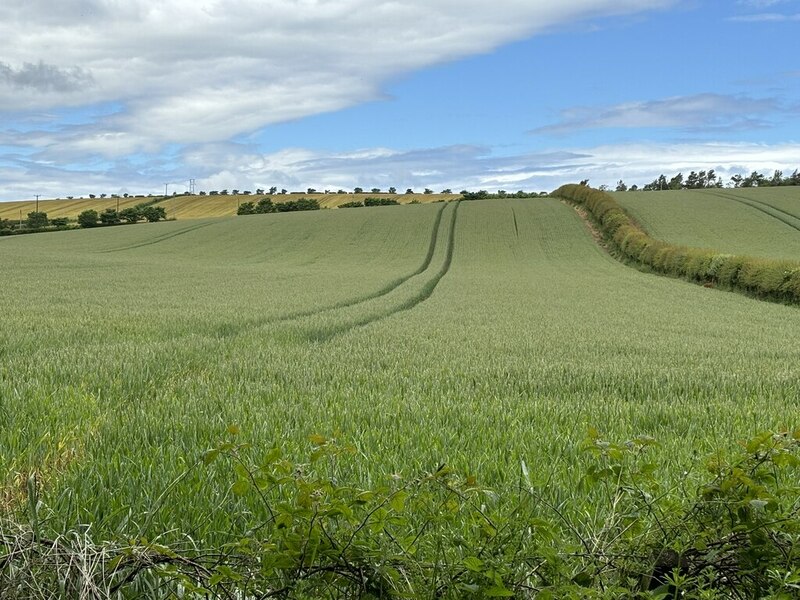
[
  {"x1": 0, "y1": 0, "x2": 675, "y2": 152},
  {"x1": 3, "y1": 140, "x2": 799, "y2": 202},
  {"x1": 729, "y1": 12, "x2": 800, "y2": 21},
  {"x1": 534, "y1": 94, "x2": 785, "y2": 134}
]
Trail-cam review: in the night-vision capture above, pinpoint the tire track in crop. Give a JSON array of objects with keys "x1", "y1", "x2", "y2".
[
  {"x1": 257, "y1": 202, "x2": 450, "y2": 324},
  {"x1": 302, "y1": 201, "x2": 461, "y2": 342},
  {"x1": 512, "y1": 208, "x2": 519, "y2": 239},
  {"x1": 207, "y1": 202, "x2": 450, "y2": 339},
  {"x1": 704, "y1": 190, "x2": 800, "y2": 234},
  {"x1": 100, "y1": 221, "x2": 217, "y2": 253}
]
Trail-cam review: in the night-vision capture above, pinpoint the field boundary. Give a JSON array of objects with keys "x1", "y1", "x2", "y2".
[{"x1": 553, "y1": 184, "x2": 800, "y2": 305}]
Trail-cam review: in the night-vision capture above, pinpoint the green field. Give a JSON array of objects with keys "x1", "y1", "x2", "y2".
[
  {"x1": 2, "y1": 197, "x2": 800, "y2": 595},
  {"x1": 613, "y1": 187, "x2": 800, "y2": 260}
]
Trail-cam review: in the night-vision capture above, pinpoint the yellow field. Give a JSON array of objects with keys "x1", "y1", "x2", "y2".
[
  {"x1": 158, "y1": 193, "x2": 461, "y2": 219},
  {"x1": 0, "y1": 197, "x2": 150, "y2": 221},
  {"x1": 1, "y1": 193, "x2": 461, "y2": 221}
]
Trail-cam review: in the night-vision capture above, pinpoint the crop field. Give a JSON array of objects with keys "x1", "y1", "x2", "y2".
[
  {"x1": 0, "y1": 197, "x2": 149, "y2": 221},
  {"x1": 1, "y1": 193, "x2": 461, "y2": 221},
  {"x1": 2, "y1": 197, "x2": 800, "y2": 595},
  {"x1": 614, "y1": 187, "x2": 800, "y2": 260}
]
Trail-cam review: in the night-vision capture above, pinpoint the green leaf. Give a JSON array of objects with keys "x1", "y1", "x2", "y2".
[
  {"x1": 231, "y1": 478, "x2": 250, "y2": 496},
  {"x1": 390, "y1": 491, "x2": 407, "y2": 513},
  {"x1": 203, "y1": 448, "x2": 220, "y2": 465},
  {"x1": 463, "y1": 556, "x2": 484, "y2": 572},
  {"x1": 484, "y1": 585, "x2": 514, "y2": 597},
  {"x1": 226, "y1": 423, "x2": 240, "y2": 435}
]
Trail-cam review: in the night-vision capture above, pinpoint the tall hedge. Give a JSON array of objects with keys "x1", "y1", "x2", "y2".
[{"x1": 552, "y1": 184, "x2": 800, "y2": 305}]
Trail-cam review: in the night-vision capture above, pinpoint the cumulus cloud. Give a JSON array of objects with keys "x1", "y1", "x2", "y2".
[
  {"x1": 3, "y1": 140, "x2": 800, "y2": 202},
  {"x1": 0, "y1": 61, "x2": 93, "y2": 93},
  {"x1": 0, "y1": 0, "x2": 675, "y2": 150},
  {"x1": 533, "y1": 94, "x2": 786, "y2": 135}
]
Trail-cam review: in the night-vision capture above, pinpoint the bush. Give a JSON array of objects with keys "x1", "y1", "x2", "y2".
[
  {"x1": 275, "y1": 198, "x2": 320, "y2": 212},
  {"x1": 25, "y1": 211, "x2": 48, "y2": 229},
  {"x1": 140, "y1": 206, "x2": 166, "y2": 222},
  {"x1": 338, "y1": 201, "x2": 364, "y2": 208},
  {"x1": 119, "y1": 207, "x2": 142, "y2": 223},
  {"x1": 255, "y1": 198, "x2": 276, "y2": 214},
  {"x1": 99, "y1": 208, "x2": 120, "y2": 225},
  {"x1": 237, "y1": 201, "x2": 255, "y2": 215},
  {"x1": 363, "y1": 197, "x2": 398, "y2": 207},
  {"x1": 77, "y1": 210, "x2": 99, "y2": 228}
]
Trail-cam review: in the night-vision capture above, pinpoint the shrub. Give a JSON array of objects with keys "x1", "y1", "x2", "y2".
[
  {"x1": 119, "y1": 207, "x2": 142, "y2": 223},
  {"x1": 99, "y1": 208, "x2": 120, "y2": 225},
  {"x1": 141, "y1": 206, "x2": 166, "y2": 222},
  {"x1": 77, "y1": 209, "x2": 99, "y2": 228},
  {"x1": 338, "y1": 201, "x2": 364, "y2": 208},
  {"x1": 364, "y1": 197, "x2": 399, "y2": 207},
  {"x1": 25, "y1": 211, "x2": 48, "y2": 229},
  {"x1": 237, "y1": 201, "x2": 255, "y2": 215},
  {"x1": 255, "y1": 198, "x2": 276, "y2": 214}
]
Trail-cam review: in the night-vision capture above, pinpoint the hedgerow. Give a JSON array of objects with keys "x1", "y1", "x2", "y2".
[{"x1": 553, "y1": 184, "x2": 800, "y2": 305}]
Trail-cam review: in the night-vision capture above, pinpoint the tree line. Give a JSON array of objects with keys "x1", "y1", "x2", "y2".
[
  {"x1": 613, "y1": 168, "x2": 800, "y2": 192},
  {"x1": 236, "y1": 197, "x2": 320, "y2": 215},
  {"x1": 77, "y1": 204, "x2": 167, "y2": 227},
  {"x1": 0, "y1": 204, "x2": 168, "y2": 236}
]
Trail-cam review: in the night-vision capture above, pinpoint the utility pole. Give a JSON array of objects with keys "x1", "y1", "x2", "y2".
[
  {"x1": 164, "y1": 183, "x2": 169, "y2": 197},
  {"x1": 35, "y1": 194, "x2": 40, "y2": 212}
]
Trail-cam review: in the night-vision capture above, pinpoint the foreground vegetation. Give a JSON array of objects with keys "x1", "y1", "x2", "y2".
[{"x1": 2, "y1": 198, "x2": 799, "y2": 597}]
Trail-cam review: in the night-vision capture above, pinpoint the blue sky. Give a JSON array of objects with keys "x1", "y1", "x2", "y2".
[{"x1": 1, "y1": 0, "x2": 799, "y2": 201}]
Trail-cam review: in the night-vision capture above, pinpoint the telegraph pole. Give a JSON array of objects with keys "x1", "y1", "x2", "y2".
[
  {"x1": 35, "y1": 194, "x2": 40, "y2": 212},
  {"x1": 164, "y1": 183, "x2": 169, "y2": 197}
]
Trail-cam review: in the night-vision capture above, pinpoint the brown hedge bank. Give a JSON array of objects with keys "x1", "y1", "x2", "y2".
[{"x1": 552, "y1": 184, "x2": 800, "y2": 305}]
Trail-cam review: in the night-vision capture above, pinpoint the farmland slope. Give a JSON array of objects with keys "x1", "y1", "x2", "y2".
[
  {"x1": 1, "y1": 198, "x2": 798, "y2": 546},
  {"x1": 0, "y1": 193, "x2": 460, "y2": 221},
  {"x1": 613, "y1": 187, "x2": 800, "y2": 260}
]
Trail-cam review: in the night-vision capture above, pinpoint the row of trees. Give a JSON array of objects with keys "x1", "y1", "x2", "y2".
[
  {"x1": 0, "y1": 211, "x2": 70, "y2": 235},
  {"x1": 77, "y1": 205, "x2": 167, "y2": 228},
  {"x1": 339, "y1": 197, "x2": 401, "y2": 208},
  {"x1": 236, "y1": 197, "x2": 320, "y2": 215},
  {"x1": 613, "y1": 168, "x2": 800, "y2": 192}
]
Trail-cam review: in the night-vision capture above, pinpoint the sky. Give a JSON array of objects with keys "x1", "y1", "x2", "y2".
[{"x1": 1, "y1": 0, "x2": 799, "y2": 201}]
